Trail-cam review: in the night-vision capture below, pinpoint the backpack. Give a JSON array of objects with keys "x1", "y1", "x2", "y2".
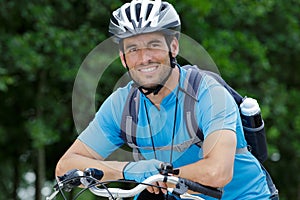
[
  {"x1": 121, "y1": 64, "x2": 267, "y2": 162},
  {"x1": 120, "y1": 64, "x2": 278, "y2": 198}
]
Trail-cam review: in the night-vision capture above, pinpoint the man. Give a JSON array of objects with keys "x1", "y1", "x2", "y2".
[{"x1": 56, "y1": 0, "x2": 272, "y2": 199}]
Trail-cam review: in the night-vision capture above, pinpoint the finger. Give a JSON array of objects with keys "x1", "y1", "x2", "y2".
[
  {"x1": 158, "y1": 182, "x2": 168, "y2": 194},
  {"x1": 147, "y1": 186, "x2": 155, "y2": 193},
  {"x1": 152, "y1": 182, "x2": 160, "y2": 194}
]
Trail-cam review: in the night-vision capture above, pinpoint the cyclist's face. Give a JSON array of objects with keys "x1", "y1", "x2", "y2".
[{"x1": 120, "y1": 32, "x2": 178, "y2": 89}]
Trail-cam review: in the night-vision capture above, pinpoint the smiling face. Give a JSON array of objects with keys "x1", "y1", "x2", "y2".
[{"x1": 120, "y1": 32, "x2": 179, "y2": 90}]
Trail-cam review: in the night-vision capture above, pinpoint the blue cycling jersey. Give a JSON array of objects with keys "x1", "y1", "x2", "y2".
[{"x1": 78, "y1": 67, "x2": 270, "y2": 199}]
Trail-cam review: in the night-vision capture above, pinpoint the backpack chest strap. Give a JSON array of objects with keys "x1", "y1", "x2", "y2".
[
  {"x1": 126, "y1": 136, "x2": 202, "y2": 152},
  {"x1": 126, "y1": 136, "x2": 248, "y2": 154}
]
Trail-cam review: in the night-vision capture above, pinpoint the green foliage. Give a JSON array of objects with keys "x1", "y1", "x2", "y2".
[
  {"x1": 187, "y1": 1, "x2": 300, "y2": 199},
  {"x1": 0, "y1": 0, "x2": 299, "y2": 199}
]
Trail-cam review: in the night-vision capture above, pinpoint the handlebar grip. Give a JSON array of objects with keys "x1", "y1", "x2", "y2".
[
  {"x1": 84, "y1": 168, "x2": 104, "y2": 180},
  {"x1": 180, "y1": 178, "x2": 223, "y2": 199},
  {"x1": 81, "y1": 168, "x2": 104, "y2": 187}
]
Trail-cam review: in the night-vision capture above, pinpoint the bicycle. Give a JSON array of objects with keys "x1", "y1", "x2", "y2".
[{"x1": 46, "y1": 163, "x2": 223, "y2": 200}]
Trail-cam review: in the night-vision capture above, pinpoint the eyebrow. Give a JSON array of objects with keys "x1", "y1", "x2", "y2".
[
  {"x1": 148, "y1": 39, "x2": 163, "y2": 44},
  {"x1": 124, "y1": 39, "x2": 164, "y2": 50}
]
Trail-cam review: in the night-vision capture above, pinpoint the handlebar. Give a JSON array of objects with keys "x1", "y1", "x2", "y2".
[
  {"x1": 179, "y1": 178, "x2": 222, "y2": 199},
  {"x1": 46, "y1": 168, "x2": 223, "y2": 200}
]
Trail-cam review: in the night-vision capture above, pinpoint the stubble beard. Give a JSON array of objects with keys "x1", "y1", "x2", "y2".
[{"x1": 130, "y1": 64, "x2": 172, "y2": 90}]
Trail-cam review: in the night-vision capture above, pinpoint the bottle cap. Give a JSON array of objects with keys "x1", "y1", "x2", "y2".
[{"x1": 240, "y1": 97, "x2": 260, "y2": 116}]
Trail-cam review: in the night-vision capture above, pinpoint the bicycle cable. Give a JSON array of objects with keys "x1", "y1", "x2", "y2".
[
  {"x1": 55, "y1": 178, "x2": 67, "y2": 200},
  {"x1": 72, "y1": 177, "x2": 114, "y2": 200}
]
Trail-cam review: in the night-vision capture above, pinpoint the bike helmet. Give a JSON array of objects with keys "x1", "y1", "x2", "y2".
[{"x1": 109, "y1": 0, "x2": 181, "y2": 43}]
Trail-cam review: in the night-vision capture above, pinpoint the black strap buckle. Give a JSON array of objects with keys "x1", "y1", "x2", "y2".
[{"x1": 159, "y1": 162, "x2": 180, "y2": 176}]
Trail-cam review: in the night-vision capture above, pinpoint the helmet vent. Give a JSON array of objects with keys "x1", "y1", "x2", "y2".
[
  {"x1": 125, "y1": 7, "x2": 132, "y2": 22},
  {"x1": 160, "y1": 4, "x2": 166, "y2": 11},
  {"x1": 111, "y1": 15, "x2": 119, "y2": 26},
  {"x1": 135, "y1": 3, "x2": 141, "y2": 22},
  {"x1": 145, "y1": 4, "x2": 153, "y2": 21}
]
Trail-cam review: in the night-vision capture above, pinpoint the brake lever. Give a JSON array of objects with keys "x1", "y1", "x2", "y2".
[
  {"x1": 159, "y1": 162, "x2": 180, "y2": 176},
  {"x1": 55, "y1": 169, "x2": 83, "y2": 192}
]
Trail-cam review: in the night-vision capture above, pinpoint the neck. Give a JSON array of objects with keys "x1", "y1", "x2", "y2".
[{"x1": 145, "y1": 67, "x2": 180, "y2": 108}]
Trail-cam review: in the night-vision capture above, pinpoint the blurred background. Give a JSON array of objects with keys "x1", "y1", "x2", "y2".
[{"x1": 0, "y1": 0, "x2": 299, "y2": 199}]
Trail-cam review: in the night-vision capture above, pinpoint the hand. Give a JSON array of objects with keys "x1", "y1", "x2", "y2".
[
  {"x1": 147, "y1": 181, "x2": 168, "y2": 194},
  {"x1": 123, "y1": 159, "x2": 162, "y2": 183}
]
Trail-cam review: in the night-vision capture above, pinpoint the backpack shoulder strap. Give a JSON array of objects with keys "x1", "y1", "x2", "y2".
[
  {"x1": 182, "y1": 65, "x2": 205, "y2": 147},
  {"x1": 121, "y1": 85, "x2": 147, "y2": 160},
  {"x1": 121, "y1": 85, "x2": 140, "y2": 147},
  {"x1": 182, "y1": 65, "x2": 244, "y2": 148}
]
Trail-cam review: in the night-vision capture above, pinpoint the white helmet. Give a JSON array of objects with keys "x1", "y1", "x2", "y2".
[{"x1": 109, "y1": 0, "x2": 181, "y2": 43}]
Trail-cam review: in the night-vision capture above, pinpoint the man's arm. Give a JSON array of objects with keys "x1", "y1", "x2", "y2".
[
  {"x1": 178, "y1": 129, "x2": 237, "y2": 188},
  {"x1": 55, "y1": 139, "x2": 127, "y2": 181}
]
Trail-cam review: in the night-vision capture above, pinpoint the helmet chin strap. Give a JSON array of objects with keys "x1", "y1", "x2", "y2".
[{"x1": 123, "y1": 52, "x2": 177, "y2": 96}]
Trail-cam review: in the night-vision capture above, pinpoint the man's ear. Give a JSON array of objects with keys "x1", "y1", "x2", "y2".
[
  {"x1": 170, "y1": 37, "x2": 179, "y2": 58},
  {"x1": 119, "y1": 51, "x2": 127, "y2": 68}
]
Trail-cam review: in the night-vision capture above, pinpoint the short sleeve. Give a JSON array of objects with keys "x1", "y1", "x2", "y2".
[
  {"x1": 78, "y1": 86, "x2": 130, "y2": 158},
  {"x1": 197, "y1": 74, "x2": 238, "y2": 139}
]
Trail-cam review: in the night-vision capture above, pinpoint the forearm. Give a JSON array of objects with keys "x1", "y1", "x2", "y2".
[
  {"x1": 56, "y1": 153, "x2": 127, "y2": 181},
  {"x1": 178, "y1": 130, "x2": 236, "y2": 188},
  {"x1": 55, "y1": 139, "x2": 127, "y2": 181},
  {"x1": 178, "y1": 158, "x2": 233, "y2": 188}
]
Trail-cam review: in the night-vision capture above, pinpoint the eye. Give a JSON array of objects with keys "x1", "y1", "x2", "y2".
[
  {"x1": 129, "y1": 47, "x2": 137, "y2": 52},
  {"x1": 126, "y1": 47, "x2": 138, "y2": 54},
  {"x1": 150, "y1": 42, "x2": 161, "y2": 49}
]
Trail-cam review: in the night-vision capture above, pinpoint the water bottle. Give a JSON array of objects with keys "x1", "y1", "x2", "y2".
[{"x1": 240, "y1": 97, "x2": 268, "y2": 163}]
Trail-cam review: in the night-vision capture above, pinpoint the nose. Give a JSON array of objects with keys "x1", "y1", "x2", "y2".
[{"x1": 138, "y1": 48, "x2": 152, "y2": 65}]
